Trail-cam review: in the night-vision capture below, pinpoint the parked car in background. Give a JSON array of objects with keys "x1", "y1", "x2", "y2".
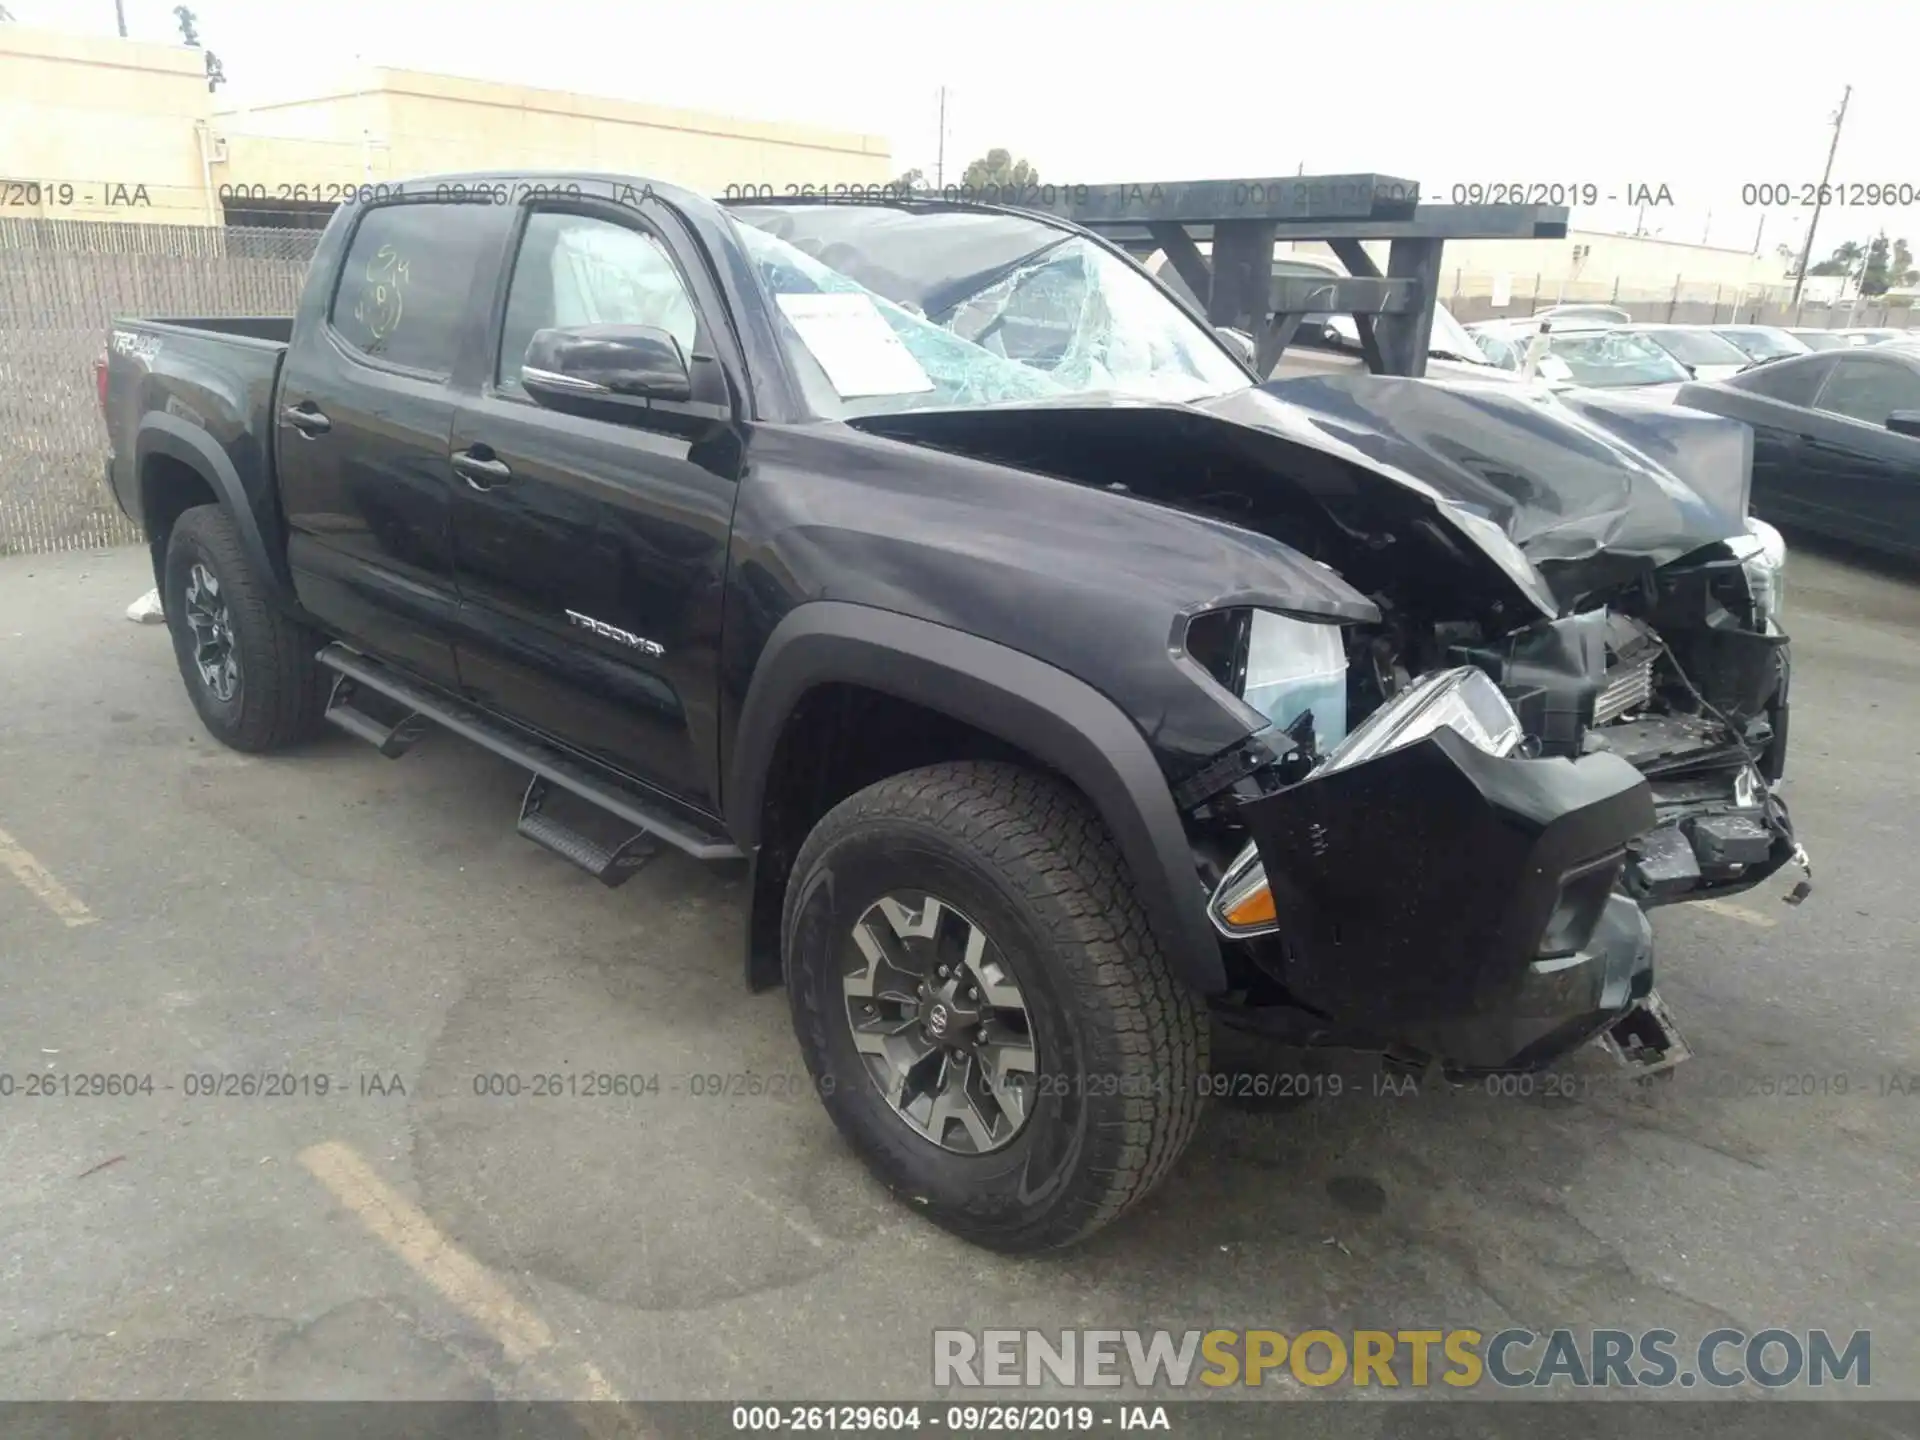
[
  {"x1": 1545, "y1": 329, "x2": 1694, "y2": 389},
  {"x1": 1676, "y1": 345, "x2": 1920, "y2": 558},
  {"x1": 1147, "y1": 248, "x2": 1524, "y2": 382},
  {"x1": 1464, "y1": 318, "x2": 1532, "y2": 370},
  {"x1": 1714, "y1": 326, "x2": 1812, "y2": 363},
  {"x1": 1787, "y1": 329, "x2": 1856, "y2": 351},
  {"x1": 1839, "y1": 327, "x2": 1910, "y2": 346},
  {"x1": 1627, "y1": 325, "x2": 1754, "y2": 382},
  {"x1": 1467, "y1": 319, "x2": 1691, "y2": 390},
  {"x1": 1306, "y1": 304, "x2": 1522, "y2": 381},
  {"x1": 1533, "y1": 303, "x2": 1634, "y2": 325}
]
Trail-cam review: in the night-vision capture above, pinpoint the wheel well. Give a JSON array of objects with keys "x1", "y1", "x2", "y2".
[
  {"x1": 141, "y1": 454, "x2": 219, "y2": 583},
  {"x1": 743, "y1": 682, "x2": 1041, "y2": 989}
]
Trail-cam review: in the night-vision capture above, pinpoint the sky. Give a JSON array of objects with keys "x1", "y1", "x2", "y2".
[{"x1": 18, "y1": 0, "x2": 1920, "y2": 267}]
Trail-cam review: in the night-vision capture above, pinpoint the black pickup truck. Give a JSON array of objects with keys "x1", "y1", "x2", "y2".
[{"x1": 100, "y1": 173, "x2": 1806, "y2": 1251}]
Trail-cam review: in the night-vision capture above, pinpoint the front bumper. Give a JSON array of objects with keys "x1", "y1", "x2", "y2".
[
  {"x1": 1615, "y1": 642, "x2": 1801, "y2": 905},
  {"x1": 1624, "y1": 779, "x2": 1799, "y2": 904},
  {"x1": 1233, "y1": 726, "x2": 1658, "y2": 1072}
]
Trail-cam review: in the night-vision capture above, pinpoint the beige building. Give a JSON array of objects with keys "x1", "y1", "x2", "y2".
[
  {"x1": 0, "y1": 24, "x2": 218, "y2": 225},
  {"x1": 1, "y1": 24, "x2": 892, "y2": 228}
]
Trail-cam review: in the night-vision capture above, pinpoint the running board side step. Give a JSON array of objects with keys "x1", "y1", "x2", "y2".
[
  {"x1": 324, "y1": 673, "x2": 432, "y2": 758},
  {"x1": 517, "y1": 776, "x2": 659, "y2": 887},
  {"x1": 315, "y1": 644, "x2": 743, "y2": 868}
]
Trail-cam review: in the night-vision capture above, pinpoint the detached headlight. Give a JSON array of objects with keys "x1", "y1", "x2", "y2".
[
  {"x1": 1207, "y1": 668, "x2": 1525, "y2": 939},
  {"x1": 1728, "y1": 517, "x2": 1786, "y2": 629},
  {"x1": 1319, "y1": 665, "x2": 1523, "y2": 773}
]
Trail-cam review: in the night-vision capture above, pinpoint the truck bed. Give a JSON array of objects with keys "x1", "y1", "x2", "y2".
[
  {"x1": 136, "y1": 316, "x2": 294, "y2": 345},
  {"x1": 101, "y1": 316, "x2": 292, "y2": 545}
]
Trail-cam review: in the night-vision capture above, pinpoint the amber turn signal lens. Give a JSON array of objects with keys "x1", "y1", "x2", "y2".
[
  {"x1": 1223, "y1": 884, "x2": 1276, "y2": 930},
  {"x1": 1208, "y1": 842, "x2": 1282, "y2": 938}
]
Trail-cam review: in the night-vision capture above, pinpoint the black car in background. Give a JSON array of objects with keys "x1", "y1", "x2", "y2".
[{"x1": 1677, "y1": 347, "x2": 1920, "y2": 558}]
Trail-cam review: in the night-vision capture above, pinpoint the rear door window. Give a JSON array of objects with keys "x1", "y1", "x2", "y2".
[
  {"x1": 1735, "y1": 354, "x2": 1832, "y2": 407},
  {"x1": 329, "y1": 203, "x2": 491, "y2": 376},
  {"x1": 1814, "y1": 357, "x2": 1920, "y2": 426}
]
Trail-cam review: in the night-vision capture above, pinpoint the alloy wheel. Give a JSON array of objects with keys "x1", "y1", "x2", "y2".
[
  {"x1": 183, "y1": 561, "x2": 240, "y2": 702},
  {"x1": 842, "y1": 891, "x2": 1038, "y2": 1154}
]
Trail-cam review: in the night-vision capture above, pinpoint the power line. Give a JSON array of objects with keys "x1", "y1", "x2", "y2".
[{"x1": 1790, "y1": 83, "x2": 1850, "y2": 307}]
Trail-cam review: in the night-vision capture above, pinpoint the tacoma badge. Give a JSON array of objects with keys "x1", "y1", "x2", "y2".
[{"x1": 564, "y1": 609, "x2": 664, "y2": 656}]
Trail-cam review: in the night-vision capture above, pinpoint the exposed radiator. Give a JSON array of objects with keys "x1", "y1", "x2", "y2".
[{"x1": 1594, "y1": 654, "x2": 1655, "y2": 725}]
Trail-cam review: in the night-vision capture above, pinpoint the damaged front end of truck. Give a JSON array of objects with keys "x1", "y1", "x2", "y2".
[
  {"x1": 1175, "y1": 376, "x2": 1808, "y2": 1076},
  {"x1": 859, "y1": 373, "x2": 1806, "y2": 1078}
]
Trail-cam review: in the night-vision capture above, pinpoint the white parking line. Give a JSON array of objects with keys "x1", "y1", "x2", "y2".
[
  {"x1": 1692, "y1": 898, "x2": 1779, "y2": 929},
  {"x1": 299, "y1": 1140, "x2": 640, "y2": 1428},
  {"x1": 0, "y1": 823, "x2": 97, "y2": 927}
]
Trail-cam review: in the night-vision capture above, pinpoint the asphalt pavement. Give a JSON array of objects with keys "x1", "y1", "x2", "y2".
[{"x1": 0, "y1": 541, "x2": 1915, "y2": 1414}]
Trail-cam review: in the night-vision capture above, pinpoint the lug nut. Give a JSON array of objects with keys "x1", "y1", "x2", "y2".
[
  {"x1": 966, "y1": 986, "x2": 979, "y2": 1001},
  {"x1": 937, "y1": 965, "x2": 950, "y2": 979}
]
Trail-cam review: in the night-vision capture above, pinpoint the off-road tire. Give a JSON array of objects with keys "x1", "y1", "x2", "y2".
[
  {"x1": 783, "y1": 761, "x2": 1208, "y2": 1251},
  {"x1": 163, "y1": 504, "x2": 328, "y2": 752}
]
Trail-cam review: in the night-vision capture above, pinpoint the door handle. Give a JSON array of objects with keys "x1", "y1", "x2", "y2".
[
  {"x1": 281, "y1": 403, "x2": 331, "y2": 436},
  {"x1": 451, "y1": 449, "x2": 513, "y2": 491}
]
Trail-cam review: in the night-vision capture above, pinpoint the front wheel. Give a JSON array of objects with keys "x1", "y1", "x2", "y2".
[
  {"x1": 782, "y1": 761, "x2": 1208, "y2": 1251},
  {"x1": 162, "y1": 504, "x2": 327, "y2": 752}
]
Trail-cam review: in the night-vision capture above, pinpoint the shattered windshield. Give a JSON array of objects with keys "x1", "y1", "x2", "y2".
[
  {"x1": 727, "y1": 205, "x2": 1250, "y2": 417},
  {"x1": 1544, "y1": 331, "x2": 1691, "y2": 387}
]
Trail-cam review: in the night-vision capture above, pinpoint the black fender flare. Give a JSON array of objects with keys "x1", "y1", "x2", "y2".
[
  {"x1": 727, "y1": 601, "x2": 1228, "y2": 995},
  {"x1": 135, "y1": 412, "x2": 294, "y2": 603}
]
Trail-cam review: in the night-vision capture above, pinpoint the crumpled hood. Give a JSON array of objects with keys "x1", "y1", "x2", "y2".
[
  {"x1": 851, "y1": 374, "x2": 1756, "y2": 624},
  {"x1": 1239, "y1": 374, "x2": 1754, "y2": 611}
]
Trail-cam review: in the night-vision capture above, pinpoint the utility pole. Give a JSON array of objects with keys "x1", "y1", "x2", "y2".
[
  {"x1": 1791, "y1": 83, "x2": 1851, "y2": 307},
  {"x1": 114, "y1": 0, "x2": 127, "y2": 35},
  {"x1": 934, "y1": 87, "x2": 947, "y2": 189}
]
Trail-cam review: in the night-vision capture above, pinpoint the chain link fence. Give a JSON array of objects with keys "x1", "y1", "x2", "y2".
[
  {"x1": 1446, "y1": 269, "x2": 1918, "y2": 329},
  {"x1": 0, "y1": 218, "x2": 318, "y2": 556}
]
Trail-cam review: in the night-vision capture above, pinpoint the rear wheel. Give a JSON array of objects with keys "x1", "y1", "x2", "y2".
[
  {"x1": 783, "y1": 761, "x2": 1207, "y2": 1251},
  {"x1": 162, "y1": 504, "x2": 327, "y2": 752}
]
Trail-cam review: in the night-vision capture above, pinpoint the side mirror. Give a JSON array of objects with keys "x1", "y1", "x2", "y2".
[
  {"x1": 522, "y1": 324, "x2": 693, "y2": 409},
  {"x1": 1887, "y1": 410, "x2": 1920, "y2": 438}
]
